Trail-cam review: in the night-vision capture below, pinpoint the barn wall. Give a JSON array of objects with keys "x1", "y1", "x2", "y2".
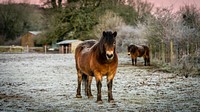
[
  {"x1": 21, "y1": 33, "x2": 34, "y2": 47},
  {"x1": 58, "y1": 40, "x2": 82, "y2": 54}
]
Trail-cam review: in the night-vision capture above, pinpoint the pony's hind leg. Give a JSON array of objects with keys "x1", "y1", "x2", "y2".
[
  {"x1": 143, "y1": 56, "x2": 148, "y2": 66},
  {"x1": 76, "y1": 71, "x2": 82, "y2": 98},
  {"x1": 144, "y1": 58, "x2": 146, "y2": 66},
  {"x1": 87, "y1": 76, "x2": 93, "y2": 98},
  {"x1": 144, "y1": 57, "x2": 150, "y2": 66},
  {"x1": 82, "y1": 74, "x2": 87, "y2": 96},
  {"x1": 135, "y1": 58, "x2": 137, "y2": 66}
]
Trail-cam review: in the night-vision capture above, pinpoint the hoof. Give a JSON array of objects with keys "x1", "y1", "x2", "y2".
[
  {"x1": 76, "y1": 95, "x2": 82, "y2": 98},
  {"x1": 96, "y1": 100, "x2": 103, "y2": 104},
  {"x1": 88, "y1": 95, "x2": 93, "y2": 99},
  {"x1": 109, "y1": 100, "x2": 115, "y2": 103}
]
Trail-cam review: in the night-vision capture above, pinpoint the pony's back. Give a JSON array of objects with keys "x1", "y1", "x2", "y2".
[
  {"x1": 75, "y1": 40, "x2": 97, "y2": 70},
  {"x1": 75, "y1": 40, "x2": 96, "y2": 56}
]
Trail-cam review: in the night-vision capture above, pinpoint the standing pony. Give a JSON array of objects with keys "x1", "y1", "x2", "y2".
[
  {"x1": 127, "y1": 44, "x2": 150, "y2": 66},
  {"x1": 75, "y1": 31, "x2": 118, "y2": 103}
]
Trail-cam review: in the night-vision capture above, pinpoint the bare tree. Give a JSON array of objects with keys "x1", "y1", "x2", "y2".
[
  {"x1": 0, "y1": 2, "x2": 45, "y2": 44},
  {"x1": 41, "y1": 0, "x2": 63, "y2": 8},
  {"x1": 126, "y1": 0, "x2": 154, "y2": 21}
]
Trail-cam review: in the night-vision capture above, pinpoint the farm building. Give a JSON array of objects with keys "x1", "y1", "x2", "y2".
[
  {"x1": 56, "y1": 40, "x2": 82, "y2": 54},
  {"x1": 21, "y1": 31, "x2": 41, "y2": 47}
]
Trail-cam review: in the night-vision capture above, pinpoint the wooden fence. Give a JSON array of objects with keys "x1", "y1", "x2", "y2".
[{"x1": 150, "y1": 39, "x2": 200, "y2": 66}]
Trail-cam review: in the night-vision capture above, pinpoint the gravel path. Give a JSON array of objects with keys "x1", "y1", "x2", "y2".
[{"x1": 0, "y1": 53, "x2": 199, "y2": 111}]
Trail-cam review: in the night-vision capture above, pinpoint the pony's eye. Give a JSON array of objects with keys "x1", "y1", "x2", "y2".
[{"x1": 113, "y1": 42, "x2": 116, "y2": 45}]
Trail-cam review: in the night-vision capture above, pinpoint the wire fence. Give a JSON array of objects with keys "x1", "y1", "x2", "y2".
[{"x1": 150, "y1": 39, "x2": 200, "y2": 75}]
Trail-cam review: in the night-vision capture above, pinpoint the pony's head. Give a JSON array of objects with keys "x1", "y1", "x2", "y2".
[
  {"x1": 127, "y1": 44, "x2": 137, "y2": 55},
  {"x1": 99, "y1": 31, "x2": 117, "y2": 60},
  {"x1": 127, "y1": 45, "x2": 132, "y2": 55}
]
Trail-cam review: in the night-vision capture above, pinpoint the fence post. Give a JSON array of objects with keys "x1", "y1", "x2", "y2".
[
  {"x1": 61, "y1": 45, "x2": 64, "y2": 54},
  {"x1": 44, "y1": 45, "x2": 47, "y2": 54},
  {"x1": 170, "y1": 40, "x2": 174, "y2": 64},
  {"x1": 66, "y1": 46, "x2": 68, "y2": 53},
  {"x1": 161, "y1": 40, "x2": 165, "y2": 63},
  {"x1": 150, "y1": 44, "x2": 153, "y2": 63},
  {"x1": 26, "y1": 45, "x2": 29, "y2": 53},
  {"x1": 186, "y1": 40, "x2": 190, "y2": 55},
  {"x1": 9, "y1": 46, "x2": 12, "y2": 52}
]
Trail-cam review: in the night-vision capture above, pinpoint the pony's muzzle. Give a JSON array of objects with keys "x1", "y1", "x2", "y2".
[
  {"x1": 128, "y1": 52, "x2": 130, "y2": 55},
  {"x1": 106, "y1": 51, "x2": 114, "y2": 60}
]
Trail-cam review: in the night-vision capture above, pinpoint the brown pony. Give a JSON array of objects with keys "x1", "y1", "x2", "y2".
[
  {"x1": 127, "y1": 44, "x2": 150, "y2": 66},
  {"x1": 75, "y1": 31, "x2": 118, "y2": 103}
]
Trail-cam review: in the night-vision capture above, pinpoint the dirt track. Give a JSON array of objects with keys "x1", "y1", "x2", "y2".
[{"x1": 0, "y1": 53, "x2": 200, "y2": 111}]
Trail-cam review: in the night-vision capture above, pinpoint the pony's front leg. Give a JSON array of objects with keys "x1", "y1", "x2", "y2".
[
  {"x1": 135, "y1": 58, "x2": 137, "y2": 66},
  {"x1": 132, "y1": 58, "x2": 134, "y2": 65},
  {"x1": 95, "y1": 75, "x2": 103, "y2": 103},
  {"x1": 76, "y1": 71, "x2": 82, "y2": 98},
  {"x1": 107, "y1": 79, "x2": 114, "y2": 103}
]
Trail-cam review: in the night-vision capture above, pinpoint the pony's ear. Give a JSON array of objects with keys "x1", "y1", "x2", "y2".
[
  {"x1": 113, "y1": 31, "x2": 117, "y2": 37},
  {"x1": 103, "y1": 31, "x2": 106, "y2": 37}
]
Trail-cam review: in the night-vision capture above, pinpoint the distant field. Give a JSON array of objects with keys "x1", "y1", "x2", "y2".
[
  {"x1": 0, "y1": 46, "x2": 45, "y2": 53},
  {"x1": 0, "y1": 46, "x2": 24, "y2": 53}
]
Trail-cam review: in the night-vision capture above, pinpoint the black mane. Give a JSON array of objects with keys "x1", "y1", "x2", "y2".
[{"x1": 98, "y1": 31, "x2": 116, "y2": 54}]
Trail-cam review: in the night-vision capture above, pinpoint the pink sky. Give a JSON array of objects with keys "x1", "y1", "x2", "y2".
[
  {"x1": 1, "y1": 0, "x2": 200, "y2": 12},
  {"x1": 148, "y1": 0, "x2": 200, "y2": 12},
  {"x1": 0, "y1": 0, "x2": 67, "y2": 6},
  {"x1": 0, "y1": 0, "x2": 42, "y2": 4}
]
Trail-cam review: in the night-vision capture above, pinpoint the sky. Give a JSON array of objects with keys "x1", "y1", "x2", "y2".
[
  {"x1": 147, "y1": 0, "x2": 200, "y2": 12},
  {"x1": 0, "y1": 0, "x2": 42, "y2": 4},
  {"x1": 0, "y1": 0, "x2": 200, "y2": 12}
]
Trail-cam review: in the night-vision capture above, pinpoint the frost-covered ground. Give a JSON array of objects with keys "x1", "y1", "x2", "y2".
[{"x1": 0, "y1": 53, "x2": 199, "y2": 111}]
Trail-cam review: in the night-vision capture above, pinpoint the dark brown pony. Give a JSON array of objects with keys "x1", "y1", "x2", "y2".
[
  {"x1": 75, "y1": 31, "x2": 118, "y2": 103},
  {"x1": 127, "y1": 44, "x2": 150, "y2": 66}
]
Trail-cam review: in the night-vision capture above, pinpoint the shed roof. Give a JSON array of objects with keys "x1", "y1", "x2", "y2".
[
  {"x1": 29, "y1": 31, "x2": 41, "y2": 35},
  {"x1": 56, "y1": 40, "x2": 80, "y2": 45}
]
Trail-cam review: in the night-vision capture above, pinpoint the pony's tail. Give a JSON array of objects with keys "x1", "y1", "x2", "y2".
[
  {"x1": 143, "y1": 45, "x2": 150, "y2": 65},
  {"x1": 82, "y1": 73, "x2": 87, "y2": 85},
  {"x1": 75, "y1": 46, "x2": 84, "y2": 60},
  {"x1": 75, "y1": 45, "x2": 85, "y2": 70}
]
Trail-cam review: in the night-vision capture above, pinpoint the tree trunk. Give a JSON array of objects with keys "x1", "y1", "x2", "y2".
[
  {"x1": 161, "y1": 40, "x2": 165, "y2": 63},
  {"x1": 58, "y1": 0, "x2": 62, "y2": 8},
  {"x1": 170, "y1": 40, "x2": 174, "y2": 64},
  {"x1": 51, "y1": 0, "x2": 57, "y2": 8}
]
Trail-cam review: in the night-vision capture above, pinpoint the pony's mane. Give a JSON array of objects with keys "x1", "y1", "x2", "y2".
[
  {"x1": 99, "y1": 31, "x2": 113, "y2": 43},
  {"x1": 98, "y1": 31, "x2": 115, "y2": 54}
]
